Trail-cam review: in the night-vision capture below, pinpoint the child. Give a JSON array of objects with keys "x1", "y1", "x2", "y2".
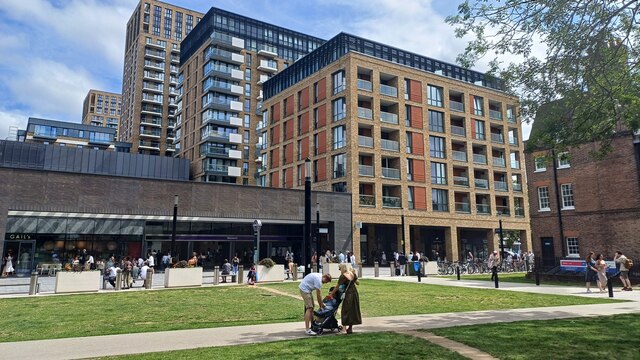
[
  {"x1": 247, "y1": 263, "x2": 257, "y2": 285},
  {"x1": 314, "y1": 287, "x2": 338, "y2": 317}
]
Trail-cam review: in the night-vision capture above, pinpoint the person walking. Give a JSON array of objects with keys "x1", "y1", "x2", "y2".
[
  {"x1": 614, "y1": 251, "x2": 633, "y2": 291},
  {"x1": 585, "y1": 251, "x2": 598, "y2": 293},
  {"x1": 232, "y1": 254, "x2": 240, "y2": 275},
  {"x1": 2, "y1": 250, "x2": 14, "y2": 277},
  {"x1": 298, "y1": 272, "x2": 332, "y2": 335},
  {"x1": 489, "y1": 250, "x2": 499, "y2": 281},
  {"x1": 595, "y1": 253, "x2": 608, "y2": 293},
  {"x1": 330, "y1": 263, "x2": 362, "y2": 334}
]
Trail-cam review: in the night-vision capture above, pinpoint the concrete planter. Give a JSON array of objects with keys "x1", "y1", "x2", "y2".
[
  {"x1": 55, "y1": 271, "x2": 101, "y2": 294},
  {"x1": 424, "y1": 262, "x2": 438, "y2": 275},
  {"x1": 323, "y1": 263, "x2": 351, "y2": 279},
  {"x1": 164, "y1": 267, "x2": 203, "y2": 288},
  {"x1": 245, "y1": 264, "x2": 285, "y2": 283}
]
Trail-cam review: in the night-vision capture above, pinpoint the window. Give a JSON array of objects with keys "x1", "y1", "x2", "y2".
[
  {"x1": 567, "y1": 237, "x2": 579, "y2": 257},
  {"x1": 332, "y1": 70, "x2": 345, "y2": 94},
  {"x1": 431, "y1": 162, "x2": 447, "y2": 185},
  {"x1": 243, "y1": 130, "x2": 250, "y2": 144},
  {"x1": 332, "y1": 98, "x2": 346, "y2": 121},
  {"x1": 297, "y1": 164, "x2": 303, "y2": 186},
  {"x1": 432, "y1": 189, "x2": 448, "y2": 211},
  {"x1": 427, "y1": 85, "x2": 443, "y2": 107},
  {"x1": 332, "y1": 125, "x2": 346, "y2": 149},
  {"x1": 474, "y1": 120, "x2": 485, "y2": 140},
  {"x1": 332, "y1": 153, "x2": 346, "y2": 178},
  {"x1": 244, "y1": 115, "x2": 251, "y2": 128},
  {"x1": 245, "y1": 84, "x2": 251, "y2": 96},
  {"x1": 406, "y1": 132, "x2": 412, "y2": 153},
  {"x1": 534, "y1": 156, "x2": 547, "y2": 172},
  {"x1": 406, "y1": 159, "x2": 413, "y2": 181},
  {"x1": 245, "y1": 68, "x2": 251, "y2": 81},
  {"x1": 245, "y1": 53, "x2": 252, "y2": 66},
  {"x1": 428, "y1": 110, "x2": 444, "y2": 132},
  {"x1": 313, "y1": 133, "x2": 319, "y2": 155},
  {"x1": 405, "y1": 105, "x2": 411, "y2": 127},
  {"x1": 313, "y1": 81, "x2": 319, "y2": 103},
  {"x1": 429, "y1": 136, "x2": 445, "y2": 158},
  {"x1": 407, "y1": 186, "x2": 415, "y2": 209},
  {"x1": 538, "y1": 186, "x2": 550, "y2": 211},
  {"x1": 561, "y1": 183, "x2": 575, "y2": 209},
  {"x1": 313, "y1": 159, "x2": 319, "y2": 182},
  {"x1": 473, "y1": 96, "x2": 484, "y2": 116},
  {"x1": 514, "y1": 197, "x2": 525, "y2": 216},
  {"x1": 557, "y1": 152, "x2": 570, "y2": 168},
  {"x1": 332, "y1": 182, "x2": 347, "y2": 193}
]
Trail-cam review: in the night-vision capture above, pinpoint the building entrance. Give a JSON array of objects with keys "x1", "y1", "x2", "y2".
[{"x1": 3, "y1": 240, "x2": 35, "y2": 277}]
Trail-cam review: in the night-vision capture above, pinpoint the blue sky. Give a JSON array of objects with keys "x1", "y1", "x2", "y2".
[{"x1": 0, "y1": 0, "x2": 531, "y2": 140}]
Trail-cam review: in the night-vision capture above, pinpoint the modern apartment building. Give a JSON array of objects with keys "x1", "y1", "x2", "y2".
[
  {"x1": 18, "y1": 117, "x2": 128, "y2": 151},
  {"x1": 175, "y1": 7, "x2": 324, "y2": 183},
  {"x1": 120, "y1": 0, "x2": 203, "y2": 156},
  {"x1": 260, "y1": 33, "x2": 531, "y2": 263},
  {"x1": 81, "y1": 89, "x2": 122, "y2": 137},
  {"x1": 525, "y1": 103, "x2": 640, "y2": 268}
]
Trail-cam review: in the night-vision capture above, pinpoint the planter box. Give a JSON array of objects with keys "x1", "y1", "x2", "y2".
[
  {"x1": 243, "y1": 264, "x2": 285, "y2": 283},
  {"x1": 55, "y1": 271, "x2": 101, "y2": 294},
  {"x1": 322, "y1": 263, "x2": 352, "y2": 279},
  {"x1": 164, "y1": 267, "x2": 203, "y2": 288},
  {"x1": 425, "y1": 261, "x2": 438, "y2": 275}
]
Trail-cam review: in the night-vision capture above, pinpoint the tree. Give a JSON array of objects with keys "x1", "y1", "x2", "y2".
[{"x1": 447, "y1": 1, "x2": 640, "y2": 154}]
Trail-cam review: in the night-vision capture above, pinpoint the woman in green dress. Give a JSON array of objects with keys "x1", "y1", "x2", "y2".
[{"x1": 331, "y1": 263, "x2": 362, "y2": 334}]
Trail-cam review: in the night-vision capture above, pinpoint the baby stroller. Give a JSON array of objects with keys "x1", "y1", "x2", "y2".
[{"x1": 310, "y1": 295, "x2": 343, "y2": 335}]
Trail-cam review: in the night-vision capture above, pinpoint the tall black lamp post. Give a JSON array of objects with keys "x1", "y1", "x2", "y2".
[
  {"x1": 400, "y1": 208, "x2": 406, "y2": 254},
  {"x1": 498, "y1": 215, "x2": 505, "y2": 260},
  {"x1": 304, "y1": 158, "x2": 312, "y2": 276},
  {"x1": 316, "y1": 202, "x2": 320, "y2": 270},
  {"x1": 171, "y1": 195, "x2": 178, "y2": 260}
]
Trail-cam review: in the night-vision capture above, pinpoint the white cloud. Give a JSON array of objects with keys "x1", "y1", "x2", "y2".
[{"x1": 0, "y1": 108, "x2": 29, "y2": 140}]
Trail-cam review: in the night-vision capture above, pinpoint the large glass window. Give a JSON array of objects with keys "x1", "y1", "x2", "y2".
[
  {"x1": 561, "y1": 183, "x2": 574, "y2": 209},
  {"x1": 332, "y1": 98, "x2": 346, "y2": 121},
  {"x1": 332, "y1": 125, "x2": 346, "y2": 149},
  {"x1": 474, "y1": 119, "x2": 485, "y2": 140},
  {"x1": 557, "y1": 152, "x2": 570, "y2": 168},
  {"x1": 428, "y1": 110, "x2": 444, "y2": 133},
  {"x1": 432, "y1": 189, "x2": 448, "y2": 211},
  {"x1": 408, "y1": 186, "x2": 415, "y2": 209},
  {"x1": 534, "y1": 156, "x2": 547, "y2": 171},
  {"x1": 538, "y1": 186, "x2": 550, "y2": 211},
  {"x1": 332, "y1": 153, "x2": 346, "y2": 178},
  {"x1": 473, "y1": 96, "x2": 484, "y2": 116},
  {"x1": 431, "y1": 162, "x2": 447, "y2": 185},
  {"x1": 427, "y1": 85, "x2": 443, "y2": 107},
  {"x1": 332, "y1": 70, "x2": 345, "y2": 94},
  {"x1": 429, "y1": 136, "x2": 445, "y2": 158}
]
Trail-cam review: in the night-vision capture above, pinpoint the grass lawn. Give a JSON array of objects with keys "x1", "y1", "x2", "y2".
[
  {"x1": 0, "y1": 279, "x2": 621, "y2": 342},
  {"x1": 431, "y1": 313, "x2": 640, "y2": 359},
  {"x1": 100, "y1": 332, "x2": 466, "y2": 360},
  {"x1": 441, "y1": 272, "x2": 585, "y2": 287}
]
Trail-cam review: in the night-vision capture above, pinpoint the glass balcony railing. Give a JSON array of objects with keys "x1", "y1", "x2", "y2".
[
  {"x1": 358, "y1": 164, "x2": 374, "y2": 176},
  {"x1": 455, "y1": 202, "x2": 471, "y2": 213},
  {"x1": 380, "y1": 111, "x2": 399, "y2": 124},
  {"x1": 359, "y1": 194, "x2": 376, "y2": 207},
  {"x1": 453, "y1": 176, "x2": 469, "y2": 187},
  {"x1": 489, "y1": 109, "x2": 503, "y2": 120},
  {"x1": 203, "y1": 164, "x2": 229, "y2": 173},
  {"x1": 382, "y1": 196, "x2": 402, "y2": 208},
  {"x1": 380, "y1": 139, "x2": 399, "y2": 151},
  {"x1": 491, "y1": 133, "x2": 504, "y2": 143},
  {"x1": 473, "y1": 154, "x2": 487, "y2": 164},
  {"x1": 450, "y1": 100, "x2": 464, "y2": 112},
  {"x1": 493, "y1": 157, "x2": 506, "y2": 167},
  {"x1": 474, "y1": 178, "x2": 489, "y2": 189},
  {"x1": 496, "y1": 206, "x2": 511, "y2": 216},
  {"x1": 452, "y1": 150, "x2": 468, "y2": 162},
  {"x1": 476, "y1": 204, "x2": 491, "y2": 214},
  {"x1": 432, "y1": 203, "x2": 449, "y2": 212},
  {"x1": 358, "y1": 136, "x2": 373, "y2": 147},
  {"x1": 380, "y1": 84, "x2": 398, "y2": 97},
  {"x1": 494, "y1": 181, "x2": 508, "y2": 191},
  {"x1": 357, "y1": 79, "x2": 372, "y2": 91},
  {"x1": 358, "y1": 107, "x2": 372, "y2": 120},
  {"x1": 512, "y1": 183, "x2": 523, "y2": 192},
  {"x1": 451, "y1": 125, "x2": 466, "y2": 137},
  {"x1": 511, "y1": 160, "x2": 521, "y2": 169},
  {"x1": 382, "y1": 167, "x2": 400, "y2": 179}
]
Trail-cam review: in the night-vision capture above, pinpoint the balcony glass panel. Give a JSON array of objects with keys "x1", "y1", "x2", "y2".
[
  {"x1": 359, "y1": 195, "x2": 376, "y2": 207},
  {"x1": 380, "y1": 84, "x2": 398, "y2": 97},
  {"x1": 358, "y1": 165, "x2": 374, "y2": 176},
  {"x1": 382, "y1": 167, "x2": 400, "y2": 179},
  {"x1": 474, "y1": 178, "x2": 489, "y2": 189},
  {"x1": 382, "y1": 196, "x2": 401, "y2": 208},
  {"x1": 380, "y1": 139, "x2": 399, "y2": 151},
  {"x1": 455, "y1": 202, "x2": 471, "y2": 213},
  {"x1": 358, "y1": 135, "x2": 373, "y2": 147},
  {"x1": 358, "y1": 107, "x2": 372, "y2": 119},
  {"x1": 357, "y1": 79, "x2": 372, "y2": 91},
  {"x1": 453, "y1": 176, "x2": 469, "y2": 186},
  {"x1": 380, "y1": 111, "x2": 399, "y2": 124},
  {"x1": 452, "y1": 150, "x2": 467, "y2": 162},
  {"x1": 473, "y1": 154, "x2": 487, "y2": 164},
  {"x1": 476, "y1": 204, "x2": 490, "y2": 214},
  {"x1": 451, "y1": 125, "x2": 466, "y2": 137},
  {"x1": 450, "y1": 100, "x2": 464, "y2": 112}
]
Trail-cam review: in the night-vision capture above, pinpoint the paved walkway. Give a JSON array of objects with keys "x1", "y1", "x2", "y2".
[{"x1": 1, "y1": 274, "x2": 638, "y2": 359}]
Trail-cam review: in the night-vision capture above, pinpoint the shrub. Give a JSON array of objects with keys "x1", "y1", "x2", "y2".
[
  {"x1": 258, "y1": 258, "x2": 276, "y2": 268},
  {"x1": 173, "y1": 260, "x2": 189, "y2": 268}
]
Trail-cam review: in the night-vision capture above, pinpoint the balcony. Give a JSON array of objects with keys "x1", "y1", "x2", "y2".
[
  {"x1": 204, "y1": 65, "x2": 243, "y2": 81},
  {"x1": 141, "y1": 105, "x2": 162, "y2": 115},
  {"x1": 511, "y1": 160, "x2": 521, "y2": 169},
  {"x1": 205, "y1": 47, "x2": 244, "y2": 65},
  {"x1": 257, "y1": 74, "x2": 270, "y2": 85},
  {"x1": 258, "y1": 44, "x2": 278, "y2": 57},
  {"x1": 143, "y1": 60, "x2": 164, "y2": 71},
  {"x1": 359, "y1": 194, "x2": 376, "y2": 207},
  {"x1": 382, "y1": 196, "x2": 402, "y2": 208},
  {"x1": 496, "y1": 206, "x2": 511, "y2": 216},
  {"x1": 144, "y1": 49, "x2": 165, "y2": 60},
  {"x1": 450, "y1": 100, "x2": 464, "y2": 112},
  {"x1": 358, "y1": 135, "x2": 373, "y2": 148},
  {"x1": 358, "y1": 107, "x2": 372, "y2": 120},
  {"x1": 452, "y1": 150, "x2": 468, "y2": 162},
  {"x1": 140, "y1": 118, "x2": 162, "y2": 127},
  {"x1": 491, "y1": 133, "x2": 504, "y2": 144},
  {"x1": 512, "y1": 183, "x2": 522, "y2": 192},
  {"x1": 451, "y1": 125, "x2": 466, "y2": 137},
  {"x1": 203, "y1": 163, "x2": 229, "y2": 175},
  {"x1": 507, "y1": 114, "x2": 517, "y2": 123},
  {"x1": 489, "y1": 109, "x2": 503, "y2": 120},
  {"x1": 142, "y1": 94, "x2": 163, "y2": 104},
  {"x1": 203, "y1": 80, "x2": 243, "y2": 96},
  {"x1": 167, "y1": 120, "x2": 177, "y2": 128},
  {"x1": 453, "y1": 176, "x2": 469, "y2": 187},
  {"x1": 473, "y1": 154, "x2": 487, "y2": 165},
  {"x1": 515, "y1": 207, "x2": 525, "y2": 217},
  {"x1": 202, "y1": 113, "x2": 242, "y2": 127},
  {"x1": 380, "y1": 84, "x2": 398, "y2": 97},
  {"x1": 143, "y1": 72, "x2": 164, "y2": 82},
  {"x1": 358, "y1": 165, "x2": 374, "y2": 177},
  {"x1": 142, "y1": 83, "x2": 163, "y2": 93},
  {"x1": 474, "y1": 178, "x2": 489, "y2": 189},
  {"x1": 258, "y1": 59, "x2": 278, "y2": 73},
  {"x1": 494, "y1": 181, "x2": 508, "y2": 191},
  {"x1": 202, "y1": 147, "x2": 241, "y2": 159},
  {"x1": 357, "y1": 79, "x2": 372, "y2": 91},
  {"x1": 509, "y1": 137, "x2": 519, "y2": 146},
  {"x1": 455, "y1": 202, "x2": 471, "y2": 213},
  {"x1": 380, "y1": 111, "x2": 399, "y2": 124},
  {"x1": 382, "y1": 167, "x2": 400, "y2": 179},
  {"x1": 203, "y1": 98, "x2": 243, "y2": 112},
  {"x1": 476, "y1": 204, "x2": 490, "y2": 214},
  {"x1": 210, "y1": 31, "x2": 244, "y2": 50},
  {"x1": 139, "y1": 129, "x2": 161, "y2": 138},
  {"x1": 380, "y1": 139, "x2": 399, "y2": 152},
  {"x1": 492, "y1": 158, "x2": 506, "y2": 167},
  {"x1": 138, "y1": 140, "x2": 160, "y2": 150}
]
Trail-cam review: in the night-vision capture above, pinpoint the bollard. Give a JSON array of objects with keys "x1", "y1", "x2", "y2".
[
  {"x1": 374, "y1": 261, "x2": 379, "y2": 278},
  {"x1": 312, "y1": 264, "x2": 318, "y2": 273},
  {"x1": 292, "y1": 263, "x2": 299, "y2": 281},
  {"x1": 115, "y1": 269, "x2": 122, "y2": 291},
  {"x1": 417, "y1": 262, "x2": 422, "y2": 282},
  {"x1": 145, "y1": 268, "x2": 153, "y2": 289},
  {"x1": 607, "y1": 277, "x2": 614, "y2": 298},
  {"x1": 494, "y1": 271, "x2": 499, "y2": 288},
  {"x1": 358, "y1": 264, "x2": 363, "y2": 278},
  {"x1": 535, "y1": 266, "x2": 540, "y2": 286},
  {"x1": 404, "y1": 263, "x2": 408, "y2": 277},
  {"x1": 456, "y1": 265, "x2": 460, "y2": 280},
  {"x1": 29, "y1": 271, "x2": 38, "y2": 295},
  {"x1": 213, "y1": 266, "x2": 219, "y2": 286},
  {"x1": 390, "y1": 263, "x2": 395, "y2": 277},
  {"x1": 237, "y1": 266, "x2": 244, "y2": 284}
]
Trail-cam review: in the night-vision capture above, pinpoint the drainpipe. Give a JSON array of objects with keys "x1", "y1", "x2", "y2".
[{"x1": 551, "y1": 149, "x2": 566, "y2": 258}]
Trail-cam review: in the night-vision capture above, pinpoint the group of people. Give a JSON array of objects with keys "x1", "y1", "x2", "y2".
[
  {"x1": 104, "y1": 255, "x2": 153, "y2": 289},
  {"x1": 298, "y1": 263, "x2": 361, "y2": 336},
  {"x1": 585, "y1": 251, "x2": 633, "y2": 293}
]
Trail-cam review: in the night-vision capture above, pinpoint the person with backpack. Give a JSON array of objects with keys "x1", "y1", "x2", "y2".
[
  {"x1": 614, "y1": 251, "x2": 633, "y2": 291},
  {"x1": 122, "y1": 257, "x2": 134, "y2": 289}
]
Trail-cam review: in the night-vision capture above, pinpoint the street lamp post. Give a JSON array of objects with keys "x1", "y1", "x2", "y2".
[
  {"x1": 171, "y1": 195, "x2": 178, "y2": 260},
  {"x1": 253, "y1": 220, "x2": 262, "y2": 265},
  {"x1": 498, "y1": 217, "x2": 505, "y2": 260},
  {"x1": 304, "y1": 159, "x2": 312, "y2": 276},
  {"x1": 316, "y1": 202, "x2": 320, "y2": 272},
  {"x1": 400, "y1": 208, "x2": 406, "y2": 254}
]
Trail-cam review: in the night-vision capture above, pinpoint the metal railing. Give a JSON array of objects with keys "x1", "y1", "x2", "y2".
[
  {"x1": 357, "y1": 79, "x2": 372, "y2": 91},
  {"x1": 358, "y1": 107, "x2": 372, "y2": 119},
  {"x1": 358, "y1": 164, "x2": 374, "y2": 176},
  {"x1": 359, "y1": 194, "x2": 376, "y2": 207},
  {"x1": 380, "y1": 111, "x2": 399, "y2": 124},
  {"x1": 380, "y1": 84, "x2": 398, "y2": 97},
  {"x1": 382, "y1": 196, "x2": 402, "y2": 208},
  {"x1": 382, "y1": 167, "x2": 400, "y2": 179},
  {"x1": 452, "y1": 150, "x2": 467, "y2": 162},
  {"x1": 358, "y1": 135, "x2": 373, "y2": 147},
  {"x1": 380, "y1": 139, "x2": 399, "y2": 151},
  {"x1": 450, "y1": 100, "x2": 464, "y2": 112}
]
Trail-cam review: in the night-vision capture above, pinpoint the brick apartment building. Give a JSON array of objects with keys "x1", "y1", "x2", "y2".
[
  {"x1": 260, "y1": 33, "x2": 532, "y2": 263},
  {"x1": 81, "y1": 90, "x2": 122, "y2": 138},
  {"x1": 525, "y1": 106, "x2": 640, "y2": 268}
]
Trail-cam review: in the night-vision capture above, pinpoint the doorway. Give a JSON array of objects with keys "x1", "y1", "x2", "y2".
[
  {"x1": 541, "y1": 237, "x2": 555, "y2": 269},
  {"x1": 3, "y1": 241, "x2": 36, "y2": 277}
]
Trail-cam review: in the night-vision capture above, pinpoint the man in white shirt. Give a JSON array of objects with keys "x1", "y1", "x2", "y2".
[
  {"x1": 147, "y1": 253, "x2": 155, "y2": 269},
  {"x1": 140, "y1": 262, "x2": 150, "y2": 281},
  {"x1": 298, "y1": 273, "x2": 332, "y2": 335},
  {"x1": 107, "y1": 265, "x2": 120, "y2": 288},
  {"x1": 338, "y1": 251, "x2": 345, "y2": 263}
]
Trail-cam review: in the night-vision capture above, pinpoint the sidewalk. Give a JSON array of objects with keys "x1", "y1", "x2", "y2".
[{"x1": 0, "y1": 277, "x2": 639, "y2": 359}]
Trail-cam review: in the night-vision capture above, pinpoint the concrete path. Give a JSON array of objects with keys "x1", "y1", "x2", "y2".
[
  {"x1": 1, "y1": 299, "x2": 639, "y2": 359},
  {"x1": 402, "y1": 331, "x2": 498, "y2": 360}
]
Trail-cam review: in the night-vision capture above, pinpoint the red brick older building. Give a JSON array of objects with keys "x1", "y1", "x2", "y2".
[{"x1": 525, "y1": 113, "x2": 640, "y2": 268}]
